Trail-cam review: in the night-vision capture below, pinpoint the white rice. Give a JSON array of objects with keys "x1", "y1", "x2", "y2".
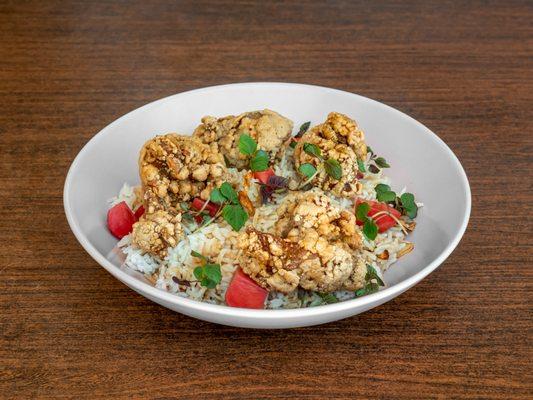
[{"x1": 114, "y1": 149, "x2": 418, "y2": 309}]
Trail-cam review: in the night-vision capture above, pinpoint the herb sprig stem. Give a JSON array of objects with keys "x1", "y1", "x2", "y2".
[
  {"x1": 370, "y1": 210, "x2": 409, "y2": 235},
  {"x1": 191, "y1": 203, "x2": 226, "y2": 233},
  {"x1": 191, "y1": 199, "x2": 212, "y2": 216}
]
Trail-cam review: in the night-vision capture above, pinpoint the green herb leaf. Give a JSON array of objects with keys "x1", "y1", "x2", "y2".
[
  {"x1": 250, "y1": 149, "x2": 269, "y2": 172},
  {"x1": 374, "y1": 183, "x2": 391, "y2": 194},
  {"x1": 193, "y1": 266, "x2": 204, "y2": 281},
  {"x1": 357, "y1": 159, "x2": 366, "y2": 173},
  {"x1": 375, "y1": 183, "x2": 395, "y2": 202},
  {"x1": 366, "y1": 146, "x2": 374, "y2": 156},
  {"x1": 182, "y1": 212, "x2": 194, "y2": 223},
  {"x1": 303, "y1": 143, "x2": 322, "y2": 159},
  {"x1": 363, "y1": 219, "x2": 378, "y2": 240},
  {"x1": 366, "y1": 264, "x2": 385, "y2": 287},
  {"x1": 377, "y1": 190, "x2": 396, "y2": 203},
  {"x1": 318, "y1": 293, "x2": 338, "y2": 304},
  {"x1": 222, "y1": 204, "x2": 248, "y2": 231},
  {"x1": 203, "y1": 264, "x2": 222, "y2": 288},
  {"x1": 238, "y1": 134, "x2": 257, "y2": 156},
  {"x1": 355, "y1": 264, "x2": 385, "y2": 297},
  {"x1": 324, "y1": 158, "x2": 342, "y2": 180},
  {"x1": 180, "y1": 202, "x2": 190, "y2": 211},
  {"x1": 297, "y1": 121, "x2": 311, "y2": 137},
  {"x1": 356, "y1": 202, "x2": 370, "y2": 222},
  {"x1": 219, "y1": 182, "x2": 239, "y2": 204},
  {"x1": 209, "y1": 188, "x2": 226, "y2": 204},
  {"x1": 298, "y1": 163, "x2": 317, "y2": 179},
  {"x1": 400, "y1": 192, "x2": 418, "y2": 218},
  {"x1": 191, "y1": 250, "x2": 208, "y2": 262},
  {"x1": 289, "y1": 140, "x2": 298, "y2": 149},
  {"x1": 374, "y1": 157, "x2": 390, "y2": 168},
  {"x1": 194, "y1": 263, "x2": 222, "y2": 288}
]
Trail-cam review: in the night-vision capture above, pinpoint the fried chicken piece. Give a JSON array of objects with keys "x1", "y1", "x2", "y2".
[
  {"x1": 193, "y1": 109, "x2": 294, "y2": 169},
  {"x1": 139, "y1": 134, "x2": 226, "y2": 210},
  {"x1": 132, "y1": 134, "x2": 226, "y2": 257},
  {"x1": 294, "y1": 112, "x2": 367, "y2": 197},
  {"x1": 275, "y1": 190, "x2": 362, "y2": 251},
  {"x1": 238, "y1": 191, "x2": 366, "y2": 293},
  {"x1": 276, "y1": 190, "x2": 365, "y2": 292},
  {"x1": 131, "y1": 210, "x2": 182, "y2": 256},
  {"x1": 238, "y1": 228, "x2": 321, "y2": 293}
]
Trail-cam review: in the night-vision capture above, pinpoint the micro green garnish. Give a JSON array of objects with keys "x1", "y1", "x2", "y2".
[
  {"x1": 199, "y1": 213, "x2": 211, "y2": 225},
  {"x1": 318, "y1": 292, "x2": 339, "y2": 304},
  {"x1": 399, "y1": 193, "x2": 418, "y2": 218},
  {"x1": 368, "y1": 164, "x2": 380, "y2": 174},
  {"x1": 259, "y1": 175, "x2": 289, "y2": 204},
  {"x1": 303, "y1": 143, "x2": 322, "y2": 159},
  {"x1": 222, "y1": 204, "x2": 248, "y2": 231},
  {"x1": 298, "y1": 163, "x2": 317, "y2": 179},
  {"x1": 355, "y1": 202, "x2": 379, "y2": 241},
  {"x1": 374, "y1": 184, "x2": 418, "y2": 219},
  {"x1": 191, "y1": 250, "x2": 222, "y2": 289},
  {"x1": 297, "y1": 121, "x2": 311, "y2": 137},
  {"x1": 191, "y1": 250, "x2": 208, "y2": 262},
  {"x1": 182, "y1": 212, "x2": 195, "y2": 224},
  {"x1": 238, "y1": 133, "x2": 269, "y2": 172},
  {"x1": 250, "y1": 149, "x2": 269, "y2": 171},
  {"x1": 238, "y1": 133, "x2": 257, "y2": 155},
  {"x1": 324, "y1": 158, "x2": 342, "y2": 180},
  {"x1": 289, "y1": 121, "x2": 311, "y2": 148},
  {"x1": 355, "y1": 264, "x2": 385, "y2": 297},
  {"x1": 209, "y1": 187, "x2": 226, "y2": 204},
  {"x1": 300, "y1": 142, "x2": 343, "y2": 181},
  {"x1": 357, "y1": 158, "x2": 366, "y2": 173},
  {"x1": 208, "y1": 182, "x2": 248, "y2": 231},
  {"x1": 374, "y1": 183, "x2": 396, "y2": 203},
  {"x1": 366, "y1": 146, "x2": 390, "y2": 174},
  {"x1": 219, "y1": 182, "x2": 239, "y2": 204}
]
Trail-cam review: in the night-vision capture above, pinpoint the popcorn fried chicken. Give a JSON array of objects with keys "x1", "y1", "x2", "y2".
[
  {"x1": 238, "y1": 190, "x2": 366, "y2": 293},
  {"x1": 132, "y1": 134, "x2": 226, "y2": 256},
  {"x1": 294, "y1": 112, "x2": 367, "y2": 197},
  {"x1": 193, "y1": 109, "x2": 293, "y2": 169}
]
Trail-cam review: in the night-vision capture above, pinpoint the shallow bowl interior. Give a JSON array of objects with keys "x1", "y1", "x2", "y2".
[{"x1": 64, "y1": 83, "x2": 470, "y2": 328}]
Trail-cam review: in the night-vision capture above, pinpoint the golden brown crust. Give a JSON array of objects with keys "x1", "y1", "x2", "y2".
[
  {"x1": 193, "y1": 109, "x2": 293, "y2": 169},
  {"x1": 139, "y1": 134, "x2": 226, "y2": 210},
  {"x1": 294, "y1": 112, "x2": 367, "y2": 197},
  {"x1": 238, "y1": 228, "x2": 321, "y2": 293},
  {"x1": 132, "y1": 134, "x2": 227, "y2": 257},
  {"x1": 238, "y1": 191, "x2": 366, "y2": 294},
  {"x1": 131, "y1": 210, "x2": 182, "y2": 256}
]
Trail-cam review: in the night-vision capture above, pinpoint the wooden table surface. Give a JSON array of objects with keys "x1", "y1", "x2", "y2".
[{"x1": 1, "y1": 1, "x2": 531, "y2": 398}]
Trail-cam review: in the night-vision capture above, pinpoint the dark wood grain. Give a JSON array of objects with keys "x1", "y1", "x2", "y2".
[{"x1": 1, "y1": 0, "x2": 532, "y2": 398}]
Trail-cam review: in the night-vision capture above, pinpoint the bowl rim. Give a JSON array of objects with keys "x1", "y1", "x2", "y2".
[{"x1": 63, "y1": 82, "x2": 471, "y2": 320}]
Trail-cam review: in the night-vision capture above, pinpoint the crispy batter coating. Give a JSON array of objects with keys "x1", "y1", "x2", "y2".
[
  {"x1": 139, "y1": 134, "x2": 226, "y2": 209},
  {"x1": 275, "y1": 190, "x2": 362, "y2": 251},
  {"x1": 238, "y1": 228, "x2": 321, "y2": 293},
  {"x1": 294, "y1": 112, "x2": 367, "y2": 197},
  {"x1": 238, "y1": 191, "x2": 366, "y2": 293},
  {"x1": 131, "y1": 210, "x2": 182, "y2": 256},
  {"x1": 193, "y1": 109, "x2": 293, "y2": 169},
  {"x1": 132, "y1": 134, "x2": 226, "y2": 257}
]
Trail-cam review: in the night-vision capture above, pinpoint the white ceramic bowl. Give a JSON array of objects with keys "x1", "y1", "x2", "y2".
[{"x1": 64, "y1": 82, "x2": 470, "y2": 328}]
